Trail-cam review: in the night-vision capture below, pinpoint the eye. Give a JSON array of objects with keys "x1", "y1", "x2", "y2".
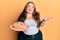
[
  {"x1": 32, "y1": 6, "x2": 34, "y2": 8},
  {"x1": 27, "y1": 5, "x2": 30, "y2": 7}
]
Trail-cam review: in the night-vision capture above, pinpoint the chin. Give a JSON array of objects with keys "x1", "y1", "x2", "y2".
[{"x1": 28, "y1": 12, "x2": 33, "y2": 14}]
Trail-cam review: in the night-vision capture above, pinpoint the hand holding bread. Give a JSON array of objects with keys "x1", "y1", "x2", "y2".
[{"x1": 10, "y1": 22, "x2": 29, "y2": 31}]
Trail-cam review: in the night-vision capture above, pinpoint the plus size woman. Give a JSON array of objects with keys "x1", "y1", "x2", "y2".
[{"x1": 10, "y1": 1, "x2": 53, "y2": 40}]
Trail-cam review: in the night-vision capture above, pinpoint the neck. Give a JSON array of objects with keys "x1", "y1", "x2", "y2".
[{"x1": 26, "y1": 13, "x2": 33, "y2": 19}]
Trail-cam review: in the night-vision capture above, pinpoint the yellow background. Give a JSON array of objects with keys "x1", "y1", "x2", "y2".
[{"x1": 0, "y1": 0, "x2": 60, "y2": 40}]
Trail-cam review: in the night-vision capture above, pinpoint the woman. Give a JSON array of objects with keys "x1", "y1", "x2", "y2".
[{"x1": 10, "y1": 1, "x2": 52, "y2": 40}]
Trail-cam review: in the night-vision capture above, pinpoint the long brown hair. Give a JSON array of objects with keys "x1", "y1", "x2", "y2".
[{"x1": 18, "y1": 1, "x2": 41, "y2": 28}]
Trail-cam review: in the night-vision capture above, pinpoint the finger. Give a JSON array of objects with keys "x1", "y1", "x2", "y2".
[
  {"x1": 47, "y1": 17, "x2": 53, "y2": 20},
  {"x1": 10, "y1": 25, "x2": 15, "y2": 29},
  {"x1": 44, "y1": 16, "x2": 53, "y2": 21},
  {"x1": 10, "y1": 25, "x2": 29, "y2": 31}
]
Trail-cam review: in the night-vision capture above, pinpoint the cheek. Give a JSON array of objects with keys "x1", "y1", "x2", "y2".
[
  {"x1": 26, "y1": 7, "x2": 29, "y2": 11},
  {"x1": 27, "y1": 7, "x2": 34, "y2": 12},
  {"x1": 31, "y1": 8, "x2": 34, "y2": 11}
]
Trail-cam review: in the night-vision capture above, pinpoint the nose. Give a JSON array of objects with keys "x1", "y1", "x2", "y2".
[
  {"x1": 29, "y1": 7, "x2": 32, "y2": 11},
  {"x1": 29, "y1": 7, "x2": 32, "y2": 10}
]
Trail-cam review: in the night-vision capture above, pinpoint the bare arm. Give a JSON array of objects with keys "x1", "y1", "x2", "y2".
[
  {"x1": 40, "y1": 16, "x2": 53, "y2": 26},
  {"x1": 10, "y1": 22, "x2": 29, "y2": 31}
]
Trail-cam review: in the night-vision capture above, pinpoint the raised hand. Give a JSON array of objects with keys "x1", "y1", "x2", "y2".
[
  {"x1": 40, "y1": 16, "x2": 53, "y2": 26},
  {"x1": 43, "y1": 16, "x2": 53, "y2": 21}
]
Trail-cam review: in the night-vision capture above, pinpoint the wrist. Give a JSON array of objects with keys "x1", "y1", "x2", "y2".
[{"x1": 42, "y1": 19, "x2": 46, "y2": 22}]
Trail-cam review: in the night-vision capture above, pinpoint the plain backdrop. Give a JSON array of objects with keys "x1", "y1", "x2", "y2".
[{"x1": 0, "y1": 0, "x2": 60, "y2": 40}]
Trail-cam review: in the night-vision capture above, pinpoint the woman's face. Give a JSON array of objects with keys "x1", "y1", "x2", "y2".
[{"x1": 26, "y1": 3, "x2": 34, "y2": 14}]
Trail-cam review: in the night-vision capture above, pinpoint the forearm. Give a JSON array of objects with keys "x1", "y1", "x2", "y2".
[
  {"x1": 10, "y1": 25, "x2": 21, "y2": 31},
  {"x1": 10, "y1": 23, "x2": 29, "y2": 31}
]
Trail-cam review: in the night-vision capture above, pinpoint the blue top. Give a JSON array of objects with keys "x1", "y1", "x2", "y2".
[{"x1": 23, "y1": 19, "x2": 39, "y2": 35}]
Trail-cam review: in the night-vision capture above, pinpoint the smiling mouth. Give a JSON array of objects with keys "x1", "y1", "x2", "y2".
[{"x1": 29, "y1": 9, "x2": 32, "y2": 11}]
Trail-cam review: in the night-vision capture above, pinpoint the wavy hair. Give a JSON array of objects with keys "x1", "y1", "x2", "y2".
[{"x1": 18, "y1": 1, "x2": 41, "y2": 28}]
